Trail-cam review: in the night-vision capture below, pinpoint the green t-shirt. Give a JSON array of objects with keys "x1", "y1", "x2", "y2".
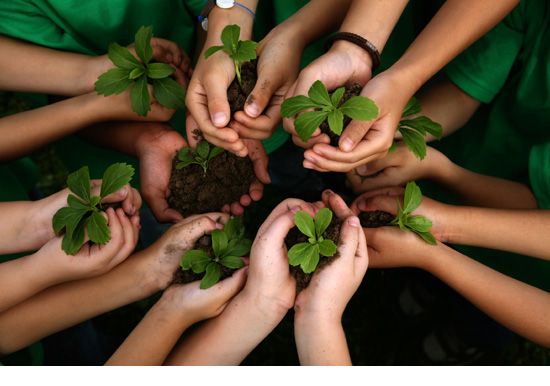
[
  {"x1": 529, "y1": 142, "x2": 550, "y2": 210},
  {"x1": 432, "y1": 0, "x2": 550, "y2": 291}
]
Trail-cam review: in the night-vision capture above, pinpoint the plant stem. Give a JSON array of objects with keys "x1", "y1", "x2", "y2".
[{"x1": 235, "y1": 61, "x2": 243, "y2": 89}]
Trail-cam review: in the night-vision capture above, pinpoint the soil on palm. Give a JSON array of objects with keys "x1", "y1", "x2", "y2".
[
  {"x1": 319, "y1": 82, "x2": 362, "y2": 146},
  {"x1": 358, "y1": 210, "x2": 394, "y2": 228},
  {"x1": 285, "y1": 218, "x2": 343, "y2": 293},
  {"x1": 171, "y1": 234, "x2": 237, "y2": 285},
  {"x1": 227, "y1": 59, "x2": 258, "y2": 118}
]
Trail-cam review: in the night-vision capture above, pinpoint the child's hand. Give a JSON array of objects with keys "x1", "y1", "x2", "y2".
[
  {"x1": 350, "y1": 186, "x2": 451, "y2": 243},
  {"x1": 346, "y1": 142, "x2": 443, "y2": 194},
  {"x1": 161, "y1": 266, "x2": 248, "y2": 325},
  {"x1": 294, "y1": 214, "x2": 368, "y2": 320},
  {"x1": 32, "y1": 207, "x2": 140, "y2": 284}
]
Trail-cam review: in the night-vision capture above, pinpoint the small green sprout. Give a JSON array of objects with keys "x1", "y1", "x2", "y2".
[
  {"x1": 280, "y1": 80, "x2": 379, "y2": 143},
  {"x1": 180, "y1": 218, "x2": 250, "y2": 289},
  {"x1": 204, "y1": 24, "x2": 258, "y2": 89},
  {"x1": 288, "y1": 208, "x2": 338, "y2": 273},
  {"x1": 52, "y1": 163, "x2": 135, "y2": 255},
  {"x1": 95, "y1": 26, "x2": 187, "y2": 117},
  {"x1": 390, "y1": 181, "x2": 437, "y2": 245},
  {"x1": 389, "y1": 96, "x2": 443, "y2": 160},
  {"x1": 176, "y1": 141, "x2": 224, "y2": 177}
]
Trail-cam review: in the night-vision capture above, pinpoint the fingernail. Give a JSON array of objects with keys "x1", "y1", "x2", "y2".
[
  {"x1": 245, "y1": 103, "x2": 261, "y2": 118},
  {"x1": 116, "y1": 187, "x2": 128, "y2": 196},
  {"x1": 357, "y1": 199, "x2": 366, "y2": 209},
  {"x1": 303, "y1": 161, "x2": 314, "y2": 169},
  {"x1": 131, "y1": 205, "x2": 136, "y2": 214},
  {"x1": 356, "y1": 164, "x2": 368, "y2": 176},
  {"x1": 166, "y1": 53, "x2": 173, "y2": 63},
  {"x1": 349, "y1": 216, "x2": 360, "y2": 227},
  {"x1": 340, "y1": 137, "x2": 355, "y2": 152},
  {"x1": 216, "y1": 222, "x2": 224, "y2": 229},
  {"x1": 324, "y1": 189, "x2": 334, "y2": 195},
  {"x1": 290, "y1": 206, "x2": 301, "y2": 214},
  {"x1": 213, "y1": 112, "x2": 227, "y2": 127},
  {"x1": 304, "y1": 154, "x2": 315, "y2": 163}
]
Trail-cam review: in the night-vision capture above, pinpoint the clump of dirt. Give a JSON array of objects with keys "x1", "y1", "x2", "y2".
[
  {"x1": 319, "y1": 82, "x2": 362, "y2": 146},
  {"x1": 227, "y1": 59, "x2": 258, "y2": 118},
  {"x1": 358, "y1": 210, "x2": 394, "y2": 228},
  {"x1": 284, "y1": 218, "x2": 343, "y2": 293},
  {"x1": 171, "y1": 234, "x2": 237, "y2": 285}
]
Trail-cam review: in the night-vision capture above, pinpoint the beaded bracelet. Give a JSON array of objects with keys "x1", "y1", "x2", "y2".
[
  {"x1": 324, "y1": 32, "x2": 381, "y2": 72},
  {"x1": 199, "y1": 0, "x2": 256, "y2": 31}
]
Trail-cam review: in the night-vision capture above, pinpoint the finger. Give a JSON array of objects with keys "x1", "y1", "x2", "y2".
[
  {"x1": 356, "y1": 194, "x2": 401, "y2": 215},
  {"x1": 338, "y1": 119, "x2": 374, "y2": 152},
  {"x1": 337, "y1": 216, "x2": 361, "y2": 267},
  {"x1": 248, "y1": 181, "x2": 264, "y2": 202},
  {"x1": 244, "y1": 74, "x2": 280, "y2": 118},
  {"x1": 245, "y1": 139, "x2": 271, "y2": 184},
  {"x1": 203, "y1": 131, "x2": 247, "y2": 157},
  {"x1": 171, "y1": 216, "x2": 222, "y2": 251},
  {"x1": 240, "y1": 194, "x2": 252, "y2": 207},
  {"x1": 256, "y1": 199, "x2": 314, "y2": 237},
  {"x1": 230, "y1": 202, "x2": 244, "y2": 217},
  {"x1": 321, "y1": 190, "x2": 354, "y2": 219},
  {"x1": 203, "y1": 75, "x2": 231, "y2": 128},
  {"x1": 228, "y1": 119, "x2": 272, "y2": 140},
  {"x1": 233, "y1": 102, "x2": 282, "y2": 133},
  {"x1": 143, "y1": 185, "x2": 184, "y2": 224},
  {"x1": 304, "y1": 147, "x2": 388, "y2": 173},
  {"x1": 208, "y1": 266, "x2": 248, "y2": 307},
  {"x1": 110, "y1": 208, "x2": 138, "y2": 267},
  {"x1": 150, "y1": 38, "x2": 183, "y2": 65},
  {"x1": 353, "y1": 216, "x2": 369, "y2": 275},
  {"x1": 259, "y1": 209, "x2": 298, "y2": 243}
]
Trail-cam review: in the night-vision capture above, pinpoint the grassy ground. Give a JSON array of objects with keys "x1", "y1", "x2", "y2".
[{"x1": 2, "y1": 90, "x2": 550, "y2": 365}]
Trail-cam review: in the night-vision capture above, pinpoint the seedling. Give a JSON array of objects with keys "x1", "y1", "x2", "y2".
[
  {"x1": 95, "y1": 26, "x2": 187, "y2": 117},
  {"x1": 180, "y1": 218, "x2": 250, "y2": 289},
  {"x1": 176, "y1": 141, "x2": 224, "y2": 177},
  {"x1": 204, "y1": 24, "x2": 258, "y2": 89},
  {"x1": 390, "y1": 96, "x2": 443, "y2": 160},
  {"x1": 390, "y1": 181, "x2": 437, "y2": 245},
  {"x1": 288, "y1": 208, "x2": 338, "y2": 274},
  {"x1": 280, "y1": 80, "x2": 379, "y2": 143},
  {"x1": 52, "y1": 163, "x2": 135, "y2": 255}
]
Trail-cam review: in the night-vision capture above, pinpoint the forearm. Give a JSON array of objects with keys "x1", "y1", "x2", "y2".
[
  {"x1": 294, "y1": 315, "x2": 351, "y2": 366},
  {"x1": 164, "y1": 290, "x2": 288, "y2": 365},
  {"x1": 441, "y1": 207, "x2": 550, "y2": 260},
  {"x1": 106, "y1": 296, "x2": 192, "y2": 366},
  {"x1": 206, "y1": 0, "x2": 258, "y2": 41},
  {"x1": 0, "y1": 249, "x2": 159, "y2": 355},
  {"x1": 390, "y1": 0, "x2": 519, "y2": 92},
  {"x1": 0, "y1": 35, "x2": 102, "y2": 96},
  {"x1": 425, "y1": 244, "x2": 550, "y2": 348}
]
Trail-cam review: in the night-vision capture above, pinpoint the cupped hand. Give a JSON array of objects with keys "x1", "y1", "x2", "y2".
[
  {"x1": 35, "y1": 207, "x2": 140, "y2": 283},
  {"x1": 283, "y1": 41, "x2": 374, "y2": 150}
]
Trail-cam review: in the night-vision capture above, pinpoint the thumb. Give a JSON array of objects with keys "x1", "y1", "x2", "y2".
[
  {"x1": 209, "y1": 266, "x2": 248, "y2": 310},
  {"x1": 356, "y1": 194, "x2": 400, "y2": 215},
  {"x1": 339, "y1": 119, "x2": 373, "y2": 152},
  {"x1": 244, "y1": 73, "x2": 278, "y2": 118}
]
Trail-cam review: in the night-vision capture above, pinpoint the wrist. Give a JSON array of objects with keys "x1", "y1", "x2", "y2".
[
  {"x1": 240, "y1": 287, "x2": 292, "y2": 327},
  {"x1": 295, "y1": 308, "x2": 341, "y2": 331},
  {"x1": 207, "y1": 1, "x2": 256, "y2": 40},
  {"x1": 331, "y1": 39, "x2": 374, "y2": 76}
]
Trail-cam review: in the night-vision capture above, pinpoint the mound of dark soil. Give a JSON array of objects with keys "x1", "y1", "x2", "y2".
[{"x1": 319, "y1": 82, "x2": 362, "y2": 146}]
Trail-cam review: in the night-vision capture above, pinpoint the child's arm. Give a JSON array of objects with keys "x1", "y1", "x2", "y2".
[
  {"x1": 353, "y1": 189, "x2": 550, "y2": 260},
  {"x1": 294, "y1": 211, "x2": 368, "y2": 365},
  {"x1": 105, "y1": 267, "x2": 247, "y2": 366},
  {"x1": 347, "y1": 142, "x2": 538, "y2": 209},
  {"x1": 0, "y1": 207, "x2": 139, "y2": 314},
  {"x1": 0, "y1": 213, "x2": 227, "y2": 356},
  {"x1": 365, "y1": 226, "x2": 550, "y2": 348}
]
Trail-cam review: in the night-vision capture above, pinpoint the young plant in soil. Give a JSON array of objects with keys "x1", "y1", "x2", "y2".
[
  {"x1": 288, "y1": 208, "x2": 337, "y2": 273},
  {"x1": 52, "y1": 163, "x2": 135, "y2": 255},
  {"x1": 95, "y1": 25, "x2": 187, "y2": 117},
  {"x1": 280, "y1": 80, "x2": 378, "y2": 143},
  {"x1": 178, "y1": 218, "x2": 250, "y2": 289},
  {"x1": 204, "y1": 24, "x2": 258, "y2": 90},
  {"x1": 176, "y1": 141, "x2": 224, "y2": 177}
]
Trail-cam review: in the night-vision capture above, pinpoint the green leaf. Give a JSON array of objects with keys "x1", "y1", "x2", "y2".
[
  {"x1": 402, "y1": 96, "x2": 422, "y2": 118},
  {"x1": 212, "y1": 229, "x2": 228, "y2": 258},
  {"x1": 327, "y1": 109, "x2": 344, "y2": 136},
  {"x1": 294, "y1": 110, "x2": 329, "y2": 143},
  {"x1": 52, "y1": 207, "x2": 87, "y2": 236},
  {"x1": 147, "y1": 63, "x2": 175, "y2": 79},
  {"x1": 300, "y1": 244, "x2": 321, "y2": 274},
  {"x1": 231, "y1": 40, "x2": 258, "y2": 63},
  {"x1": 280, "y1": 95, "x2": 323, "y2": 117},
  {"x1": 89, "y1": 196, "x2": 101, "y2": 208},
  {"x1": 331, "y1": 87, "x2": 345, "y2": 108},
  {"x1": 403, "y1": 181, "x2": 422, "y2": 214},
  {"x1": 401, "y1": 116, "x2": 443, "y2": 140},
  {"x1": 204, "y1": 45, "x2": 227, "y2": 59},
  {"x1": 197, "y1": 141, "x2": 210, "y2": 160},
  {"x1": 67, "y1": 194, "x2": 91, "y2": 210},
  {"x1": 398, "y1": 216, "x2": 409, "y2": 232},
  {"x1": 180, "y1": 249, "x2": 212, "y2": 273},
  {"x1": 87, "y1": 210, "x2": 111, "y2": 245},
  {"x1": 130, "y1": 74, "x2": 151, "y2": 117},
  {"x1": 288, "y1": 243, "x2": 313, "y2": 266},
  {"x1": 223, "y1": 218, "x2": 241, "y2": 241},
  {"x1": 152, "y1": 77, "x2": 187, "y2": 111},
  {"x1": 308, "y1": 81, "x2": 332, "y2": 106},
  {"x1": 176, "y1": 159, "x2": 197, "y2": 169},
  {"x1": 134, "y1": 26, "x2": 153, "y2": 65},
  {"x1": 129, "y1": 67, "x2": 146, "y2": 80},
  {"x1": 100, "y1": 163, "x2": 135, "y2": 199},
  {"x1": 387, "y1": 140, "x2": 397, "y2": 154},
  {"x1": 339, "y1": 96, "x2": 378, "y2": 121},
  {"x1": 62, "y1": 215, "x2": 88, "y2": 255},
  {"x1": 224, "y1": 238, "x2": 252, "y2": 258},
  {"x1": 107, "y1": 42, "x2": 143, "y2": 70},
  {"x1": 414, "y1": 230, "x2": 437, "y2": 245},
  {"x1": 67, "y1": 166, "x2": 91, "y2": 203},
  {"x1": 220, "y1": 256, "x2": 245, "y2": 269},
  {"x1": 95, "y1": 68, "x2": 134, "y2": 96},
  {"x1": 294, "y1": 211, "x2": 316, "y2": 239},
  {"x1": 200, "y1": 262, "x2": 221, "y2": 289},
  {"x1": 318, "y1": 239, "x2": 337, "y2": 257},
  {"x1": 406, "y1": 216, "x2": 433, "y2": 233},
  {"x1": 209, "y1": 146, "x2": 225, "y2": 160},
  {"x1": 178, "y1": 147, "x2": 197, "y2": 160},
  {"x1": 399, "y1": 127, "x2": 427, "y2": 160},
  {"x1": 314, "y1": 208, "x2": 333, "y2": 239},
  {"x1": 221, "y1": 24, "x2": 240, "y2": 52}
]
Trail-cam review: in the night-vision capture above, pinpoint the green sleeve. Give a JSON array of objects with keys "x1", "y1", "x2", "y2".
[
  {"x1": 445, "y1": 2, "x2": 525, "y2": 104},
  {"x1": 529, "y1": 142, "x2": 550, "y2": 209}
]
